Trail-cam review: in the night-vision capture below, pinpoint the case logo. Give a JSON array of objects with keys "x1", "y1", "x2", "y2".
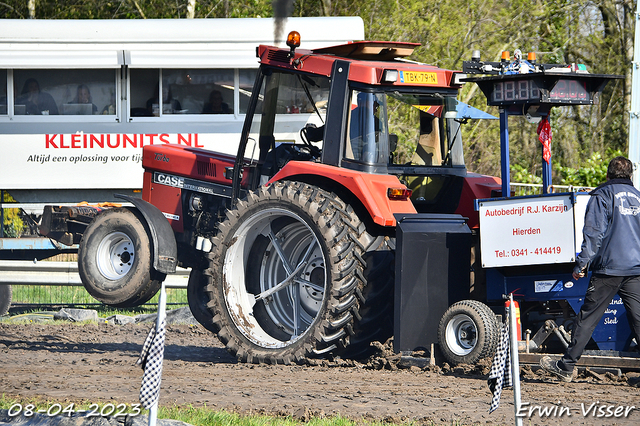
[{"x1": 155, "y1": 172, "x2": 184, "y2": 188}]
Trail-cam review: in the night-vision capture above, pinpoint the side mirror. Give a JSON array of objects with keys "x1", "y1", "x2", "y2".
[
  {"x1": 389, "y1": 134, "x2": 398, "y2": 152},
  {"x1": 302, "y1": 123, "x2": 324, "y2": 142}
]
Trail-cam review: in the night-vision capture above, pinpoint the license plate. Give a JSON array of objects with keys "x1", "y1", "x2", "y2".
[{"x1": 399, "y1": 71, "x2": 438, "y2": 85}]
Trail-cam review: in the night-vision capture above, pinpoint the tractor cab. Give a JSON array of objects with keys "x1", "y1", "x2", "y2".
[{"x1": 231, "y1": 34, "x2": 489, "y2": 218}]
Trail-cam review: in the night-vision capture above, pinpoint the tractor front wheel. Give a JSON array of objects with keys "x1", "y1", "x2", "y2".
[{"x1": 78, "y1": 208, "x2": 163, "y2": 307}]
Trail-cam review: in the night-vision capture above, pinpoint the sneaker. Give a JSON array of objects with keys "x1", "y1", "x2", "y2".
[{"x1": 539, "y1": 356, "x2": 574, "y2": 382}]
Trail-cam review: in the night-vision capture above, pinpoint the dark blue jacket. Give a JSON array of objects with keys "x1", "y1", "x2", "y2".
[{"x1": 575, "y1": 178, "x2": 640, "y2": 276}]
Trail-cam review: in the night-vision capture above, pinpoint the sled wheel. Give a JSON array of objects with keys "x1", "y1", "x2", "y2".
[
  {"x1": 0, "y1": 285, "x2": 12, "y2": 316},
  {"x1": 438, "y1": 300, "x2": 499, "y2": 365},
  {"x1": 187, "y1": 269, "x2": 216, "y2": 333},
  {"x1": 78, "y1": 208, "x2": 164, "y2": 307},
  {"x1": 205, "y1": 181, "x2": 371, "y2": 364}
]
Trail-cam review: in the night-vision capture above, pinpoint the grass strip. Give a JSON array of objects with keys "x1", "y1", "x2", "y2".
[
  {"x1": 11, "y1": 285, "x2": 188, "y2": 306},
  {"x1": 0, "y1": 395, "x2": 450, "y2": 426}
]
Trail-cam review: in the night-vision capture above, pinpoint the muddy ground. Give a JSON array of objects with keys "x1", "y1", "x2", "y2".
[{"x1": 1, "y1": 322, "x2": 639, "y2": 426}]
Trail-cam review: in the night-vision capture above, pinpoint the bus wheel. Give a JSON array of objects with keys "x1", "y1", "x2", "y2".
[
  {"x1": 438, "y1": 300, "x2": 499, "y2": 365},
  {"x1": 78, "y1": 208, "x2": 163, "y2": 307},
  {"x1": 0, "y1": 285, "x2": 12, "y2": 316}
]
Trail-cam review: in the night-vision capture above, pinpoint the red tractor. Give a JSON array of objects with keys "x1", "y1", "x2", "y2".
[{"x1": 44, "y1": 32, "x2": 503, "y2": 364}]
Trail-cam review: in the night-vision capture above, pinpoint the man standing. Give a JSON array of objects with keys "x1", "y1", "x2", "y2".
[{"x1": 540, "y1": 156, "x2": 640, "y2": 382}]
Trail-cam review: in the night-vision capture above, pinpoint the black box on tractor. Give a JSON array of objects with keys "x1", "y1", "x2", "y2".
[{"x1": 393, "y1": 214, "x2": 471, "y2": 353}]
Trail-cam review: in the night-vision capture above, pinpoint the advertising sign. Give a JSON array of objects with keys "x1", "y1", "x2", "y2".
[
  {"x1": 0, "y1": 118, "x2": 314, "y2": 190},
  {"x1": 478, "y1": 194, "x2": 577, "y2": 268},
  {"x1": 0, "y1": 132, "x2": 239, "y2": 190}
]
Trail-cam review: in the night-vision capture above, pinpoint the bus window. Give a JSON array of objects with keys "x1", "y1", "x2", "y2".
[
  {"x1": 130, "y1": 69, "x2": 157, "y2": 117},
  {"x1": 130, "y1": 68, "x2": 256, "y2": 116},
  {"x1": 239, "y1": 69, "x2": 257, "y2": 114},
  {"x1": 13, "y1": 69, "x2": 116, "y2": 116},
  {"x1": 0, "y1": 69, "x2": 6, "y2": 115},
  {"x1": 163, "y1": 69, "x2": 237, "y2": 115}
]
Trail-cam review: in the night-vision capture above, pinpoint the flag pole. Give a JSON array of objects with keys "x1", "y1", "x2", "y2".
[
  {"x1": 148, "y1": 282, "x2": 167, "y2": 426},
  {"x1": 509, "y1": 293, "x2": 523, "y2": 426}
]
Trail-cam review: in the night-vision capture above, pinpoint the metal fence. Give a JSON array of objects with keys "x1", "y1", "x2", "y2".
[
  {"x1": 0, "y1": 260, "x2": 189, "y2": 308},
  {"x1": 511, "y1": 183, "x2": 594, "y2": 197},
  {"x1": 8, "y1": 285, "x2": 188, "y2": 307}
]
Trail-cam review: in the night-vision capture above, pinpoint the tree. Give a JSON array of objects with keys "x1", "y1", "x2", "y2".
[{"x1": 0, "y1": 0, "x2": 634, "y2": 183}]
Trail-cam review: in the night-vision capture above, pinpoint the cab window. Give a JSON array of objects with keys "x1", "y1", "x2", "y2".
[
  {"x1": 247, "y1": 69, "x2": 330, "y2": 178},
  {"x1": 345, "y1": 90, "x2": 389, "y2": 164}
]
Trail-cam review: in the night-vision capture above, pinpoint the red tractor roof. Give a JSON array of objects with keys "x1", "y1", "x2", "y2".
[
  {"x1": 257, "y1": 41, "x2": 459, "y2": 89},
  {"x1": 312, "y1": 41, "x2": 420, "y2": 60}
]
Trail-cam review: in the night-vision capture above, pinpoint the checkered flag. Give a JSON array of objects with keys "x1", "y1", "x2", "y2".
[
  {"x1": 487, "y1": 319, "x2": 511, "y2": 413},
  {"x1": 137, "y1": 318, "x2": 166, "y2": 409}
]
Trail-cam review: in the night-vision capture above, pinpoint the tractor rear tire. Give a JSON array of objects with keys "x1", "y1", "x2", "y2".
[
  {"x1": 78, "y1": 208, "x2": 164, "y2": 307},
  {"x1": 438, "y1": 300, "x2": 499, "y2": 365},
  {"x1": 205, "y1": 181, "x2": 374, "y2": 364},
  {"x1": 339, "y1": 240, "x2": 394, "y2": 359},
  {"x1": 0, "y1": 284, "x2": 12, "y2": 316},
  {"x1": 187, "y1": 269, "x2": 217, "y2": 333}
]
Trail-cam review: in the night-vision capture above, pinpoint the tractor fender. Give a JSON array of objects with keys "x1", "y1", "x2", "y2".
[
  {"x1": 114, "y1": 194, "x2": 178, "y2": 274},
  {"x1": 455, "y1": 173, "x2": 502, "y2": 229},
  {"x1": 267, "y1": 161, "x2": 416, "y2": 227}
]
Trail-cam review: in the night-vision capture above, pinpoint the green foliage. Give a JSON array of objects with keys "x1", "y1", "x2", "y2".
[
  {"x1": 0, "y1": 0, "x2": 275, "y2": 19},
  {"x1": 556, "y1": 149, "x2": 625, "y2": 187},
  {"x1": 338, "y1": 0, "x2": 631, "y2": 180},
  {"x1": 2, "y1": 192, "x2": 24, "y2": 238},
  {"x1": 511, "y1": 164, "x2": 542, "y2": 185}
]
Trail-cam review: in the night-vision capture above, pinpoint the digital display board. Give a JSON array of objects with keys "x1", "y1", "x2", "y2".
[
  {"x1": 491, "y1": 79, "x2": 540, "y2": 103},
  {"x1": 491, "y1": 78, "x2": 590, "y2": 104},
  {"x1": 464, "y1": 72, "x2": 620, "y2": 109},
  {"x1": 549, "y1": 79, "x2": 589, "y2": 101}
]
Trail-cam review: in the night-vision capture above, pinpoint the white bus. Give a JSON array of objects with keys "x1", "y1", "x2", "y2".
[{"x1": 0, "y1": 17, "x2": 365, "y2": 206}]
